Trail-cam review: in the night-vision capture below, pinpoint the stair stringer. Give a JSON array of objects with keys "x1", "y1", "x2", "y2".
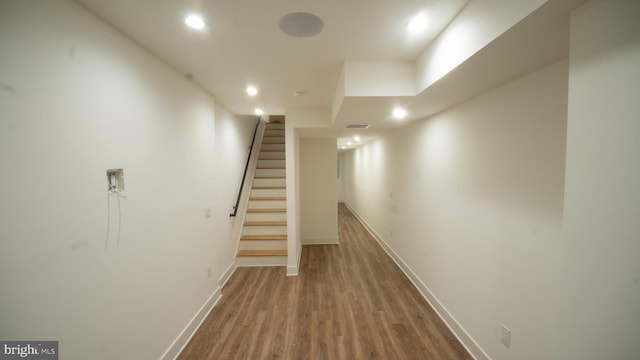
[{"x1": 229, "y1": 120, "x2": 266, "y2": 259}]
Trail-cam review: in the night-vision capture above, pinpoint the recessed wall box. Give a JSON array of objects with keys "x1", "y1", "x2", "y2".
[{"x1": 107, "y1": 169, "x2": 125, "y2": 192}]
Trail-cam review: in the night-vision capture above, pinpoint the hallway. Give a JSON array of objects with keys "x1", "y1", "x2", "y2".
[{"x1": 178, "y1": 203, "x2": 471, "y2": 359}]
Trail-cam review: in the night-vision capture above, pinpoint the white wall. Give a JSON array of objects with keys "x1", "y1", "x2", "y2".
[
  {"x1": 300, "y1": 138, "x2": 338, "y2": 244},
  {"x1": 0, "y1": 1, "x2": 254, "y2": 359},
  {"x1": 560, "y1": 0, "x2": 640, "y2": 358},
  {"x1": 343, "y1": 60, "x2": 568, "y2": 360},
  {"x1": 337, "y1": 153, "x2": 345, "y2": 202},
  {"x1": 416, "y1": 0, "x2": 547, "y2": 92},
  {"x1": 344, "y1": 60, "x2": 416, "y2": 96}
]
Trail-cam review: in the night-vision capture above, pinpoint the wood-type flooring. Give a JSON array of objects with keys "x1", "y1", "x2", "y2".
[{"x1": 177, "y1": 203, "x2": 472, "y2": 359}]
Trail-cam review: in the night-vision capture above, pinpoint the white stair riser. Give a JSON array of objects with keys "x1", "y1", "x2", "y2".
[
  {"x1": 248, "y1": 200, "x2": 287, "y2": 209},
  {"x1": 259, "y1": 152, "x2": 285, "y2": 160},
  {"x1": 264, "y1": 129, "x2": 285, "y2": 137},
  {"x1": 258, "y1": 160, "x2": 285, "y2": 168},
  {"x1": 236, "y1": 256, "x2": 287, "y2": 267},
  {"x1": 242, "y1": 226, "x2": 287, "y2": 236},
  {"x1": 238, "y1": 240, "x2": 287, "y2": 251},
  {"x1": 251, "y1": 188, "x2": 286, "y2": 198},
  {"x1": 253, "y1": 178, "x2": 286, "y2": 187},
  {"x1": 245, "y1": 212, "x2": 287, "y2": 222},
  {"x1": 260, "y1": 144, "x2": 285, "y2": 151},
  {"x1": 255, "y1": 168, "x2": 285, "y2": 178},
  {"x1": 262, "y1": 137, "x2": 285, "y2": 144}
]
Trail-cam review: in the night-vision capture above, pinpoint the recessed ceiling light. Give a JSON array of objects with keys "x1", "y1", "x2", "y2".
[
  {"x1": 407, "y1": 12, "x2": 427, "y2": 33},
  {"x1": 393, "y1": 107, "x2": 407, "y2": 119},
  {"x1": 246, "y1": 86, "x2": 258, "y2": 96},
  {"x1": 354, "y1": 136, "x2": 361, "y2": 142},
  {"x1": 185, "y1": 14, "x2": 206, "y2": 30},
  {"x1": 341, "y1": 146, "x2": 346, "y2": 149},
  {"x1": 347, "y1": 142, "x2": 352, "y2": 146},
  {"x1": 254, "y1": 108, "x2": 264, "y2": 115}
]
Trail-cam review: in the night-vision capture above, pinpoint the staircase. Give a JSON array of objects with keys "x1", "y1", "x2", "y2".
[{"x1": 236, "y1": 121, "x2": 288, "y2": 266}]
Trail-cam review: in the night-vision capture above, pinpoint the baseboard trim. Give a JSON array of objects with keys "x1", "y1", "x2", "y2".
[
  {"x1": 160, "y1": 286, "x2": 222, "y2": 360},
  {"x1": 219, "y1": 260, "x2": 237, "y2": 287},
  {"x1": 287, "y1": 240, "x2": 302, "y2": 276},
  {"x1": 302, "y1": 236, "x2": 339, "y2": 245},
  {"x1": 343, "y1": 202, "x2": 489, "y2": 360}
]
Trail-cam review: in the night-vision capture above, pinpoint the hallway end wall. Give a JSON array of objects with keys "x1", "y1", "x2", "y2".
[{"x1": 300, "y1": 138, "x2": 338, "y2": 244}]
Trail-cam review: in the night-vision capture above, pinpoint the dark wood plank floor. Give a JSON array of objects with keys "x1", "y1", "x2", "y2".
[{"x1": 178, "y1": 203, "x2": 472, "y2": 359}]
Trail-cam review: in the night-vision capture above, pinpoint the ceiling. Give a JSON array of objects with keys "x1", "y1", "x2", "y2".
[{"x1": 75, "y1": 0, "x2": 583, "y2": 150}]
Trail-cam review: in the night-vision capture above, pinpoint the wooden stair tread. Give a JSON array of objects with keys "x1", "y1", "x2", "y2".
[
  {"x1": 257, "y1": 167, "x2": 286, "y2": 170},
  {"x1": 254, "y1": 176, "x2": 286, "y2": 179},
  {"x1": 237, "y1": 249, "x2": 288, "y2": 257},
  {"x1": 241, "y1": 235, "x2": 287, "y2": 241},
  {"x1": 260, "y1": 150, "x2": 285, "y2": 152},
  {"x1": 246, "y1": 208, "x2": 286, "y2": 213},
  {"x1": 244, "y1": 221, "x2": 287, "y2": 226},
  {"x1": 249, "y1": 196, "x2": 286, "y2": 201},
  {"x1": 252, "y1": 186, "x2": 286, "y2": 189}
]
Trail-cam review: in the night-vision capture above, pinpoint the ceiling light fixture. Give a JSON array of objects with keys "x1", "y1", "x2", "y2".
[
  {"x1": 185, "y1": 14, "x2": 206, "y2": 30},
  {"x1": 347, "y1": 142, "x2": 352, "y2": 146},
  {"x1": 354, "y1": 136, "x2": 361, "y2": 142},
  {"x1": 254, "y1": 108, "x2": 264, "y2": 116},
  {"x1": 407, "y1": 12, "x2": 427, "y2": 33},
  {"x1": 246, "y1": 86, "x2": 258, "y2": 96},
  {"x1": 393, "y1": 107, "x2": 407, "y2": 119}
]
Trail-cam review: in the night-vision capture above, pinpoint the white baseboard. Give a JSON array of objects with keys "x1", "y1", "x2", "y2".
[
  {"x1": 302, "y1": 236, "x2": 339, "y2": 245},
  {"x1": 286, "y1": 265, "x2": 298, "y2": 276},
  {"x1": 161, "y1": 261, "x2": 238, "y2": 360},
  {"x1": 219, "y1": 260, "x2": 237, "y2": 287},
  {"x1": 343, "y1": 201, "x2": 489, "y2": 360},
  {"x1": 287, "y1": 240, "x2": 302, "y2": 276},
  {"x1": 160, "y1": 287, "x2": 222, "y2": 360}
]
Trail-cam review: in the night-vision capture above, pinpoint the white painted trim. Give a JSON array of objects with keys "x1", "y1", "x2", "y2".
[
  {"x1": 287, "y1": 240, "x2": 302, "y2": 276},
  {"x1": 160, "y1": 287, "x2": 223, "y2": 360},
  {"x1": 343, "y1": 202, "x2": 490, "y2": 360},
  {"x1": 219, "y1": 260, "x2": 237, "y2": 288},
  {"x1": 302, "y1": 236, "x2": 339, "y2": 245}
]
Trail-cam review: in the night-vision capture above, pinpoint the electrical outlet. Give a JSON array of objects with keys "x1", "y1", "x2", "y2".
[{"x1": 501, "y1": 324, "x2": 511, "y2": 348}]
